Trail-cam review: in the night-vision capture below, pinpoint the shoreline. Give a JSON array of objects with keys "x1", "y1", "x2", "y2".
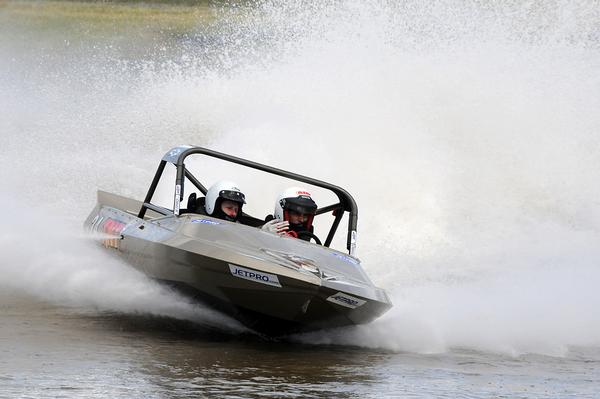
[{"x1": 1, "y1": 0, "x2": 221, "y2": 30}]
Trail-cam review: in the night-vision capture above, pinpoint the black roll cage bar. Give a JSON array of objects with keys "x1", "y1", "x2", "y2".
[{"x1": 138, "y1": 146, "x2": 358, "y2": 255}]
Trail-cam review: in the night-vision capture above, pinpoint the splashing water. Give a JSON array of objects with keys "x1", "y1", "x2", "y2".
[
  {"x1": 0, "y1": 197, "x2": 247, "y2": 333},
  {"x1": 1, "y1": 0, "x2": 599, "y2": 355}
]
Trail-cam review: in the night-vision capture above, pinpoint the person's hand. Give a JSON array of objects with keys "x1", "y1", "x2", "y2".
[{"x1": 261, "y1": 219, "x2": 289, "y2": 235}]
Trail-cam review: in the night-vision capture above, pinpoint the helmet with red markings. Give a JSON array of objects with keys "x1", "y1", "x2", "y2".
[{"x1": 274, "y1": 187, "x2": 317, "y2": 230}]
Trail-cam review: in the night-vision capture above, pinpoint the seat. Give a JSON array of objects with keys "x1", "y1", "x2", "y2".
[{"x1": 180, "y1": 193, "x2": 207, "y2": 215}]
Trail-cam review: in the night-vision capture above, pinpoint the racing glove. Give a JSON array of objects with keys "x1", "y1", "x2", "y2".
[{"x1": 261, "y1": 219, "x2": 289, "y2": 235}]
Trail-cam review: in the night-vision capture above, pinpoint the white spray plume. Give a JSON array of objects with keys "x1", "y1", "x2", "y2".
[
  {"x1": 0, "y1": 196, "x2": 247, "y2": 333},
  {"x1": 205, "y1": 1, "x2": 600, "y2": 355}
]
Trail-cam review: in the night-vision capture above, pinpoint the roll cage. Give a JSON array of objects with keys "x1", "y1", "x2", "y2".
[{"x1": 138, "y1": 146, "x2": 358, "y2": 255}]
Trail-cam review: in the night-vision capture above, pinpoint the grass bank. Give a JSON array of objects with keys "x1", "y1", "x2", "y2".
[{"x1": 0, "y1": 0, "x2": 221, "y2": 35}]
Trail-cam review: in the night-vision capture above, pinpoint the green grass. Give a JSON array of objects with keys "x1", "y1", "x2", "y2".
[{"x1": 1, "y1": 0, "x2": 221, "y2": 34}]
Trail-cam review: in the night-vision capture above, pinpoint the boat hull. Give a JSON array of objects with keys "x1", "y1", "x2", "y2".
[{"x1": 85, "y1": 191, "x2": 392, "y2": 335}]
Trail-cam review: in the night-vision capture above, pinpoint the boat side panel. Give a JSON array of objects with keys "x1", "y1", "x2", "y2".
[{"x1": 120, "y1": 235, "x2": 392, "y2": 329}]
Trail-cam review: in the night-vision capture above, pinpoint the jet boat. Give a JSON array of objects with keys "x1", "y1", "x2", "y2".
[{"x1": 85, "y1": 146, "x2": 392, "y2": 335}]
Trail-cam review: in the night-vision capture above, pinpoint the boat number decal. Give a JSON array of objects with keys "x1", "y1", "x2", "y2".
[
  {"x1": 191, "y1": 218, "x2": 221, "y2": 225},
  {"x1": 326, "y1": 292, "x2": 366, "y2": 309},
  {"x1": 229, "y1": 264, "x2": 281, "y2": 288}
]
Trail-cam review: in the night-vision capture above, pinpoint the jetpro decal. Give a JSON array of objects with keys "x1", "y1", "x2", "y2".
[
  {"x1": 191, "y1": 219, "x2": 221, "y2": 225},
  {"x1": 326, "y1": 292, "x2": 366, "y2": 309},
  {"x1": 229, "y1": 264, "x2": 281, "y2": 288}
]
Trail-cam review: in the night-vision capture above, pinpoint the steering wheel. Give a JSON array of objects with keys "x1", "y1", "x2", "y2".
[{"x1": 296, "y1": 231, "x2": 322, "y2": 245}]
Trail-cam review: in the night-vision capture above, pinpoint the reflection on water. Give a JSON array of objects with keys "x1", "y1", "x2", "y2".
[
  {"x1": 2, "y1": 291, "x2": 599, "y2": 398},
  {"x1": 0, "y1": 291, "x2": 385, "y2": 398}
]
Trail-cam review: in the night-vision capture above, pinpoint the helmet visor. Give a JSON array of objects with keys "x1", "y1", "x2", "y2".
[
  {"x1": 219, "y1": 190, "x2": 246, "y2": 204},
  {"x1": 283, "y1": 196, "x2": 317, "y2": 215}
]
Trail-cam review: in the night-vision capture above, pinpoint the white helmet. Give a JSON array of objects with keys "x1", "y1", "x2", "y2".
[
  {"x1": 205, "y1": 180, "x2": 246, "y2": 221},
  {"x1": 274, "y1": 187, "x2": 317, "y2": 229}
]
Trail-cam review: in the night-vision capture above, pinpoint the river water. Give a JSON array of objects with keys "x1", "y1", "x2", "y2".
[{"x1": 1, "y1": 1, "x2": 600, "y2": 397}]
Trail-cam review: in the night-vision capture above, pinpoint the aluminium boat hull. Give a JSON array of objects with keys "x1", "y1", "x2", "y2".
[{"x1": 85, "y1": 190, "x2": 392, "y2": 335}]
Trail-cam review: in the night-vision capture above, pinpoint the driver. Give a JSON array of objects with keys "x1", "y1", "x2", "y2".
[
  {"x1": 204, "y1": 180, "x2": 246, "y2": 222},
  {"x1": 262, "y1": 187, "x2": 318, "y2": 242}
]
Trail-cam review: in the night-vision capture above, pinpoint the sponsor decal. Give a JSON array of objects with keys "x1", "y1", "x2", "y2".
[
  {"x1": 169, "y1": 148, "x2": 183, "y2": 158},
  {"x1": 191, "y1": 218, "x2": 221, "y2": 225},
  {"x1": 326, "y1": 292, "x2": 366, "y2": 309},
  {"x1": 229, "y1": 264, "x2": 281, "y2": 288},
  {"x1": 331, "y1": 252, "x2": 360, "y2": 266},
  {"x1": 163, "y1": 146, "x2": 192, "y2": 163},
  {"x1": 297, "y1": 190, "x2": 311, "y2": 196},
  {"x1": 174, "y1": 184, "x2": 181, "y2": 214},
  {"x1": 163, "y1": 146, "x2": 193, "y2": 163}
]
